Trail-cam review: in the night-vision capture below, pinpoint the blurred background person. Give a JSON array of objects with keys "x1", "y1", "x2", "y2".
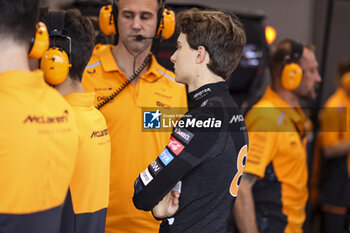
[
  {"x1": 234, "y1": 38, "x2": 321, "y2": 233},
  {"x1": 318, "y1": 60, "x2": 350, "y2": 233}
]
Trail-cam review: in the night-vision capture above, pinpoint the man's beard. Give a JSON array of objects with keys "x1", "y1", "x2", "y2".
[{"x1": 294, "y1": 83, "x2": 319, "y2": 101}]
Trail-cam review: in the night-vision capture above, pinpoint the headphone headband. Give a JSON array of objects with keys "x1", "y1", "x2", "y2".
[
  {"x1": 99, "y1": 0, "x2": 174, "y2": 42},
  {"x1": 114, "y1": 0, "x2": 164, "y2": 5},
  {"x1": 48, "y1": 11, "x2": 72, "y2": 63},
  {"x1": 40, "y1": 11, "x2": 72, "y2": 85},
  {"x1": 112, "y1": 1, "x2": 118, "y2": 35},
  {"x1": 48, "y1": 11, "x2": 65, "y2": 36},
  {"x1": 156, "y1": 0, "x2": 165, "y2": 37},
  {"x1": 289, "y1": 40, "x2": 303, "y2": 62},
  {"x1": 280, "y1": 40, "x2": 304, "y2": 91}
]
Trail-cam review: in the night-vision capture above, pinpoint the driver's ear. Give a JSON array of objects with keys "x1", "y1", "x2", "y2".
[{"x1": 195, "y1": 45, "x2": 207, "y2": 64}]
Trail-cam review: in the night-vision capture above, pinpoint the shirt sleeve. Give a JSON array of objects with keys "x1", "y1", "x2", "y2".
[
  {"x1": 132, "y1": 104, "x2": 224, "y2": 211},
  {"x1": 244, "y1": 112, "x2": 279, "y2": 178},
  {"x1": 244, "y1": 131, "x2": 278, "y2": 178}
]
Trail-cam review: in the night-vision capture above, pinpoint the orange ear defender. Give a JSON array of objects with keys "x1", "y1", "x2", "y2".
[
  {"x1": 281, "y1": 63, "x2": 303, "y2": 90},
  {"x1": 40, "y1": 47, "x2": 71, "y2": 85},
  {"x1": 28, "y1": 22, "x2": 49, "y2": 59},
  {"x1": 280, "y1": 40, "x2": 304, "y2": 90},
  {"x1": 40, "y1": 11, "x2": 72, "y2": 85},
  {"x1": 99, "y1": 2, "x2": 175, "y2": 39},
  {"x1": 341, "y1": 72, "x2": 350, "y2": 91},
  {"x1": 99, "y1": 5, "x2": 116, "y2": 36},
  {"x1": 157, "y1": 9, "x2": 175, "y2": 40}
]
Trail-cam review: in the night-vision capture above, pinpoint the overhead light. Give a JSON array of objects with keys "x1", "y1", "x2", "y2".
[{"x1": 265, "y1": 25, "x2": 277, "y2": 45}]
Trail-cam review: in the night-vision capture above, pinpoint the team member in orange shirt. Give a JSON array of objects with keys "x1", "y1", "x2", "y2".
[
  {"x1": 82, "y1": 0, "x2": 187, "y2": 232},
  {"x1": 234, "y1": 38, "x2": 321, "y2": 233},
  {"x1": 318, "y1": 60, "x2": 350, "y2": 233},
  {"x1": 39, "y1": 9, "x2": 111, "y2": 233},
  {"x1": 0, "y1": 1, "x2": 79, "y2": 233}
]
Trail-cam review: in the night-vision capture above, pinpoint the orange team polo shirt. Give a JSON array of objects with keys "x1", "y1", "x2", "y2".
[
  {"x1": 245, "y1": 86, "x2": 308, "y2": 233},
  {"x1": 60, "y1": 92, "x2": 111, "y2": 233},
  {"x1": 0, "y1": 70, "x2": 79, "y2": 232},
  {"x1": 82, "y1": 45, "x2": 188, "y2": 233},
  {"x1": 319, "y1": 87, "x2": 350, "y2": 177}
]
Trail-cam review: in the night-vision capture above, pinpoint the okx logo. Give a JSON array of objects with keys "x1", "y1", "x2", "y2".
[{"x1": 143, "y1": 109, "x2": 161, "y2": 129}]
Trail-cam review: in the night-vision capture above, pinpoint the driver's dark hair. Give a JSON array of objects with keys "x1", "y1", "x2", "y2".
[{"x1": 177, "y1": 8, "x2": 246, "y2": 79}]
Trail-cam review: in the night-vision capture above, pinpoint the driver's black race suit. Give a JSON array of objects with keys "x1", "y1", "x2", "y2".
[{"x1": 133, "y1": 82, "x2": 248, "y2": 233}]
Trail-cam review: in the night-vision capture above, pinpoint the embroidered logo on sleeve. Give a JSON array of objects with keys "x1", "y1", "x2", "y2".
[
  {"x1": 134, "y1": 177, "x2": 143, "y2": 194},
  {"x1": 149, "y1": 159, "x2": 163, "y2": 176},
  {"x1": 167, "y1": 136, "x2": 185, "y2": 155},
  {"x1": 174, "y1": 128, "x2": 194, "y2": 144},
  {"x1": 158, "y1": 148, "x2": 174, "y2": 166},
  {"x1": 140, "y1": 168, "x2": 153, "y2": 186}
]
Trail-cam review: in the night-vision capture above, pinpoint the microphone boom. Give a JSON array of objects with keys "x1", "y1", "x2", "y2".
[{"x1": 136, "y1": 35, "x2": 161, "y2": 41}]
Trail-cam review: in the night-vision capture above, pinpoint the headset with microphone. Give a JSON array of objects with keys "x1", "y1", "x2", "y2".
[
  {"x1": 135, "y1": 35, "x2": 159, "y2": 41},
  {"x1": 40, "y1": 11, "x2": 72, "y2": 85},
  {"x1": 99, "y1": 0, "x2": 175, "y2": 41},
  {"x1": 280, "y1": 40, "x2": 304, "y2": 91},
  {"x1": 96, "y1": 0, "x2": 175, "y2": 110}
]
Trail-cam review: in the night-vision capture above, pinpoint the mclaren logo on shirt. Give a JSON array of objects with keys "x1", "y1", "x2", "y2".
[
  {"x1": 23, "y1": 110, "x2": 69, "y2": 124},
  {"x1": 90, "y1": 128, "x2": 109, "y2": 138},
  {"x1": 86, "y1": 69, "x2": 96, "y2": 74}
]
